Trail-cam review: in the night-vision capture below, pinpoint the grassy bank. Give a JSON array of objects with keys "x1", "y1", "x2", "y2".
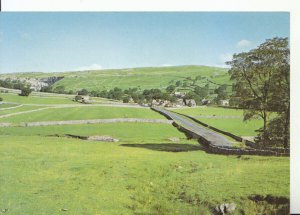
[{"x1": 0, "y1": 135, "x2": 289, "y2": 214}]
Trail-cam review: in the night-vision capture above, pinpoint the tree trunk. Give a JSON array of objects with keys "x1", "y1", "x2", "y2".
[
  {"x1": 262, "y1": 111, "x2": 268, "y2": 147},
  {"x1": 283, "y1": 104, "x2": 290, "y2": 148}
]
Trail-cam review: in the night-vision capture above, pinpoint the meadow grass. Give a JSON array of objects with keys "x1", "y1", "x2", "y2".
[
  {"x1": 0, "y1": 123, "x2": 186, "y2": 142},
  {"x1": 172, "y1": 106, "x2": 245, "y2": 117},
  {"x1": 0, "y1": 93, "x2": 76, "y2": 105},
  {"x1": 0, "y1": 105, "x2": 48, "y2": 116},
  {"x1": 0, "y1": 93, "x2": 290, "y2": 214},
  {"x1": 0, "y1": 135, "x2": 289, "y2": 214},
  {"x1": 198, "y1": 118, "x2": 263, "y2": 137},
  {"x1": 0, "y1": 106, "x2": 164, "y2": 123},
  {"x1": 0, "y1": 103, "x2": 19, "y2": 109},
  {"x1": 172, "y1": 107, "x2": 263, "y2": 137},
  {"x1": 47, "y1": 65, "x2": 231, "y2": 91}
]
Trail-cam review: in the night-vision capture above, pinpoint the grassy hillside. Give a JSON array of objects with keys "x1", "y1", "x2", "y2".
[
  {"x1": 0, "y1": 65, "x2": 232, "y2": 92},
  {"x1": 0, "y1": 73, "x2": 289, "y2": 214},
  {"x1": 0, "y1": 93, "x2": 290, "y2": 214},
  {"x1": 0, "y1": 135, "x2": 289, "y2": 214}
]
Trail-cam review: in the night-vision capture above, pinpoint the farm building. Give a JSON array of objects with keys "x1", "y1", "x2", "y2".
[
  {"x1": 219, "y1": 99, "x2": 229, "y2": 106},
  {"x1": 74, "y1": 95, "x2": 90, "y2": 103},
  {"x1": 185, "y1": 99, "x2": 197, "y2": 107}
]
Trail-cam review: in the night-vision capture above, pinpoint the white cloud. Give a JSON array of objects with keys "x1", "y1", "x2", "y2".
[
  {"x1": 20, "y1": 32, "x2": 32, "y2": 40},
  {"x1": 162, "y1": 64, "x2": 172, "y2": 67},
  {"x1": 210, "y1": 64, "x2": 230, "y2": 69},
  {"x1": 236, "y1": 39, "x2": 251, "y2": 48},
  {"x1": 219, "y1": 53, "x2": 232, "y2": 64},
  {"x1": 75, "y1": 64, "x2": 103, "y2": 71}
]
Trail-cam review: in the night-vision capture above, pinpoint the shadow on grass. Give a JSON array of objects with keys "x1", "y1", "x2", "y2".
[{"x1": 120, "y1": 143, "x2": 204, "y2": 152}]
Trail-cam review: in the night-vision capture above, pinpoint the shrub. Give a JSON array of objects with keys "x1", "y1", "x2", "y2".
[
  {"x1": 77, "y1": 89, "x2": 89, "y2": 95},
  {"x1": 123, "y1": 97, "x2": 130, "y2": 103},
  {"x1": 19, "y1": 87, "x2": 32, "y2": 96}
]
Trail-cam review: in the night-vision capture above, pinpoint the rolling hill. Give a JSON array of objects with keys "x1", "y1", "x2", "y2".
[{"x1": 0, "y1": 65, "x2": 232, "y2": 92}]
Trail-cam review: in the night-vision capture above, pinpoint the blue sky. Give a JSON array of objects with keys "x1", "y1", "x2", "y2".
[{"x1": 0, "y1": 12, "x2": 289, "y2": 73}]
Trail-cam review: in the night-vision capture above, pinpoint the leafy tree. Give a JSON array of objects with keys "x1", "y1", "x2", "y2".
[
  {"x1": 74, "y1": 95, "x2": 82, "y2": 101},
  {"x1": 0, "y1": 97, "x2": 3, "y2": 101},
  {"x1": 107, "y1": 87, "x2": 124, "y2": 100},
  {"x1": 40, "y1": 85, "x2": 53, "y2": 92},
  {"x1": 214, "y1": 85, "x2": 228, "y2": 101},
  {"x1": 227, "y1": 37, "x2": 289, "y2": 147},
  {"x1": 175, "y1": 81, "x2": 182, "y2": 87},
  {"x1": 194, "y1": 86, "x2": 208, "y2": 99},
  {"x1": 19, "y1": 86, "x2": 32, "y2": 96},
  {"x1": 123, "y1": 96, "x2": 130, "y2": 103},
  {"x1": 99, "y1": 90, "x2": 108, "y2": 98},
  {"x1": 184, "y1": 92, "x2": 201, "y2": 105},
  {"x1": 90, "y1": 90, "x2": 99, "y2": 97},
  {"x1": 53, "y1": 86, "x2": 66, "y2": 94},
  {"x1": 182, "y1": 82, "x2": 188, "y2": 88},
  {"x1": 166, "y1": 85, "x2": 176, "y2": 93},
  {"x1": 77, "y1": 89, "x2": 89, "y2": 95},
  {"x1": 195, "y1": 75, "x2": 202, "y2": 80},
  {"x1": 256, "y1": 113, "x2": 289, "y2": 148}
]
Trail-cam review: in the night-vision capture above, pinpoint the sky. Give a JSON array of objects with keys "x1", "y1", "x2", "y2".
[{"x1": 0, "y1": 12, "x2": 289, "y2": 73}]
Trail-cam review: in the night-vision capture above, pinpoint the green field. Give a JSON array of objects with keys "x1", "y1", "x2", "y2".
[
  {"x1": 0, "y1": 90, "x2": 290, "y2": 214},
  {"x1": 0, "y1": 134, "x2": 289, "y2": 214},
  {"x1": 172, "y1": 107, "x2": 263, "y2": 137},
  {"x1": 0, "y1": 123, "x2": 186, "y2": 142},
  {"x1": 0, "y1": 105, "x2": 47, "y2": 116},
  {"x1": 173, "y1": 106, "x2": 245, "y2": 117},
  {"x1": 0, "y1": 93, "x2": 76, "y2": 105},
  {"x1": 198, "y1": 118, "x2": 262, "y2": 137},
  {"x1": 0, "y1": 106, "x2": 164, "y2": 123},
  {"x1": 0, "y1": 103, "x2": 19, "y2": 109}
]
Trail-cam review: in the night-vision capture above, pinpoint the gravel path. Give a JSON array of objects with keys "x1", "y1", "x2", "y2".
[{"x1": 153, "y1": 107, "x2": 235, "y2": 147}]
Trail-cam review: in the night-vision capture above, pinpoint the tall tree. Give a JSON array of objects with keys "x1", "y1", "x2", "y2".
[{"x1": 227, "y1": 37, "x2": 289, "y2": 147}]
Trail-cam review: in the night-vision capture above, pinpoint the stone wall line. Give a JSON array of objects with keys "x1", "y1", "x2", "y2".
[
  {"x1": 152, "y1": 107, "x2": 289, "y2": 157},
  {"x1": 0, "y1": 118, "x2": 173, "y2": 127}
]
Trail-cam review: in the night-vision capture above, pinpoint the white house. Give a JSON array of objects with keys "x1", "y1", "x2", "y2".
[{"x1": 219, "y1": 99, "x2": 229, "y2": 106}]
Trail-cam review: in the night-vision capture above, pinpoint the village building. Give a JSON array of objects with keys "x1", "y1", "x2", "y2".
[
  {"x1": 219, "y1": 99, "x2": 229, "y2": 106},
  {"x1": 175, "y1": 98, "x2": 185, "y2": 107},
  {"x1": 184, "y1": 99, "x2": 197, "y2": 107},
  {"x1": 174, "y1": 91, "x2": 186, "y2": 98},
  {"x1": 201, "y1": 98, "x2": 211, "y2": 105},
  {"x1": 128, "y1": 97, "x2": 134, "y2": 103},
  {"x1": 74, "y1": 95, "x2": 90, "y2": 103}
]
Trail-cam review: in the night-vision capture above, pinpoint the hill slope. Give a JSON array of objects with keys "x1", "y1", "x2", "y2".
[{"x1": 0, "y1": 65, "x2": 231, "y2": 92}]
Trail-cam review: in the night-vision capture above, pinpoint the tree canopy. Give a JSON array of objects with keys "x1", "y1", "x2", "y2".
[{"x1": 227, "y1": 37, "x2": 289, "y2": 148}]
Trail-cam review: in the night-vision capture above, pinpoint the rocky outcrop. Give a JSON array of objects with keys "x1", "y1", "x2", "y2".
[
  {"x1": 87, "y1": 136, "x2": 119, "y2": 142},
  {"x1": 40, "y1": 76, "x2": 64, "y2": 85},
  {"x1": 215, "y1": 203, "x2": 236, "y2": 215},
  {"x1": 0, "y1": 76, "x2": 64, "y2": 91}
]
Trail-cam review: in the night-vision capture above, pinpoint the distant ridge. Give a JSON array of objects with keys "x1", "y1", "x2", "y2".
[{"x1": 0, "y1": 65, "x2": 231, "y2": 92}]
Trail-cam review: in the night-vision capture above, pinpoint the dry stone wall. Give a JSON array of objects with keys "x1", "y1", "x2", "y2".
[{"x1": 152, "y1": 107, "x2": 289, "y2": 157}]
